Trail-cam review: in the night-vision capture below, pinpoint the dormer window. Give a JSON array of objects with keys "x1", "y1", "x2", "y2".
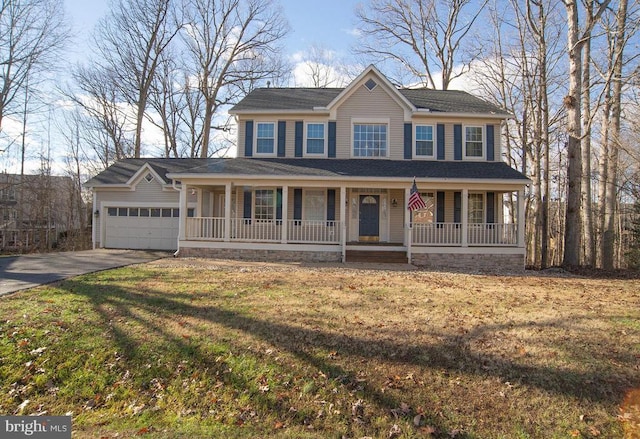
[
  {"x1": 144, "y1": 173, "x2": 154, "y2": 183},
  {"x1": 256, "y1": 122, "x2": 275, "y2": 155},
  {"x1": 364, "y1": 78, "x2": 377, "y2": 91}
]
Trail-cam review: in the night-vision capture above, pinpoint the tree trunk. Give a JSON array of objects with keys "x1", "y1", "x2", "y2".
[
  {"x1": 563, "y1": 0, "x2": 583, "y2": 267},
  {"x1": 603, "y1": 0, "x2": 628, "y2": 270},
  {"x1": 581, "y1": 0, "x2": 595, "y2": 267}
]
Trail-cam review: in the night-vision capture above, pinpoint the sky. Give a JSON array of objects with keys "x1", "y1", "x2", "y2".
[
  {"x1": 0, "y1": 0, "x2": 367, "y2": 175},
  {"x1": 64, "y1": 0, "x2": 363, "y2": 69}
]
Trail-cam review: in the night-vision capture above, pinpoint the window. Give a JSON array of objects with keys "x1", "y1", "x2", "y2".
[
  {"x1": 144, "y1": 173, "x2": 154, "y2": 183},
  {"x1": 415, "y1": 125, "x2": 434, "y2": 157},
  {"x1": 412, "y1": 192, "x2": 435, "y2": 223},
  {"x1": 306, "y1": 123, "x2": 325, "y2": 155},
  {"x1": 256, "y1": 122, "x2": 275, "y2": 154},
  {"x1": 364, "y1": 78, "x2": 377, "y2": 91},
  {"x1": 254, "y1": 189, "x2": 275, "y2": 220},
  {"x1": 468, "y1": 193, "x2": 484, "y2": 223},
  {"x1": 353, "y1": 124, "x2": 387, "y2": 157},
  {"x1": 304, "y1": 190, "x2": 325, "y2": 221},
  {"x1": 465, "y1": 126, "x2": 484, "y2": 158}
]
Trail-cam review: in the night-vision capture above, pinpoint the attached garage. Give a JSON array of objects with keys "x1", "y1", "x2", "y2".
[{"x1": 104, "y1": 207, "x2": 180, "y2": 251}]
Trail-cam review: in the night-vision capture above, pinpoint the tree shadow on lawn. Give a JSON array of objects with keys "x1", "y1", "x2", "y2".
[{"x1": 57, "y1": 277, "x2": 638, "y2": 436}]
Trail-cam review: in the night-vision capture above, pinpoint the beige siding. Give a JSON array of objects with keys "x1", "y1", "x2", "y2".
[
  {"x1": 389, "y1": 189, "x2": 405, "y2": 242},
  {"x1": 335, "y1": 84, "x2": 405, "y2": 160},
  {"x1": 444, "y1": 191, "x2": 455, "y2": 223},
  {"x1": 97, "y1": 183, "x2": 180, "y2": 205},
  {"x1": 237, "y1": 119, "x2": 247, "y2": 157}
]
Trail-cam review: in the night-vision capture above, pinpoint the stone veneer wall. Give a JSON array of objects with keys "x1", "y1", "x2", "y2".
[
  {"x1": 178, "y1": 247, "x2": 342, "y2": 263},
  {"x1": 411, "y1": 253, "x2": 525, "y2": 272}
]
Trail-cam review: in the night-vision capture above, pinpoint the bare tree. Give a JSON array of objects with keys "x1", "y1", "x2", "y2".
[
  {"x1": 93, "y1": 0, "x2": 181, "y2": 158},
  {"x1": 69, "y1": 66, "x2": 135, "y2": 167},
  {"x1": 562, "y1": 0, "x2": 610, "y2": 267},
  {"x1": 355, "y1": 0, "x2": 488, "y2": 89},
  {"x1": 181, "y1": 0, "x2": 288, "y2": 158},
  {"x1": 294, "y1": 45, "x2": 351, "y2": 87},
  {"x1": 0, "y1": 0, "x2": 69, "y2": 131}
]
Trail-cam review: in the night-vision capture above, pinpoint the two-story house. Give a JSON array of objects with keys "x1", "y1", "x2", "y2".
[{"x1": 85, "y1": 66, "x2": 530, "y2": 270}]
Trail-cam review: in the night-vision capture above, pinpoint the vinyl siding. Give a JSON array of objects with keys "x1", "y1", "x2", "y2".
[
  {"x1": 335, "y1": 83, "x2": 405, "y2": 160},
  {"x1": 389, "y1": 189, "x2": 405, "y2": 242}
]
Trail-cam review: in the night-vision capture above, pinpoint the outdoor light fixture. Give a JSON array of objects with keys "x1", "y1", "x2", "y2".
[
  {"x1": 391, "y1": 198, "x2": 398, "y2": 207},
  {"x1": 94, "y1": 209, "x2": 99, "y2": 217}
]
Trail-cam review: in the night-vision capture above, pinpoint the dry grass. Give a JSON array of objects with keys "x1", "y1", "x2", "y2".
[{"x1": 1, "y1": 258, "x2": 639, "y2": 438}]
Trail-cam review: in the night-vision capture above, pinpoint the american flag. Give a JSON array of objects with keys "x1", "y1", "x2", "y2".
[{"x1": 407, "y1": 179, "x2": 427, "y2": 211}]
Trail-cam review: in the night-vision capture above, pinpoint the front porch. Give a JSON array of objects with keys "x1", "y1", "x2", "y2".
[{"x1": 175, "y1": 180, "x2": 526, "y2": 269}]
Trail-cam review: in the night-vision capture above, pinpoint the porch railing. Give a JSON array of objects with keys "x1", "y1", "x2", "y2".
[
  {"x1": 412, "y1": 222, "x2": 517, "y2": 246},
  {"x1": 185, "y1": 217, "x2": 516, "y2": 247},
  {"x1": 185, "y1": 217, "x2": 341, "y2": 244}
]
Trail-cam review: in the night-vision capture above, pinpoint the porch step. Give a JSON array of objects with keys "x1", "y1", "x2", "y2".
[{"x1": 346, "y1": 250, "x2": 408, "y2": 264}]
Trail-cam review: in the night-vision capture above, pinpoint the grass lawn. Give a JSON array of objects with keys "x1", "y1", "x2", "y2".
[{"x1": 1, "y1": 259, "x2": 639, "y2": 438}]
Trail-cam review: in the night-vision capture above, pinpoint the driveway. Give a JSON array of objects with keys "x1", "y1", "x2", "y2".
[{"x1": 0, "y1": 249, "x2": 168, "y2": 296}]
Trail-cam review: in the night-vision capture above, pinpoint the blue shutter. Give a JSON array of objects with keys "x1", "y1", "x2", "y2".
[
  {"x1": 328, "y1": 121, "x2": 336, "y2": 158},
  {"x1": 437, "y1": 124, "x2": 445, "y2": 160},
  {"x1": 244, "y1": 120, "x2": 254, "y2": 157},
  {"x1": 486, "y1": 192, "x2": 495, "y2": 223},
  {"x1": 293, "y1": 188, "x2": 302, "y2": 223},
  {"x1": 277, "y1": 121, "x2": 286, "y2": 157},
  {"x1": 454, "y1": 124, "x2": 462, "y2": 160},
  {"x1": 454, "y1": 191, "x2": 461, "y2": 223},
  {"x1": 295, "y1": 121, "x2": 303, "y2": 157},
  {"x1": 437, "y1": 191, "x2": 445, "y2": 223},
  {"x1": 327, "y1": 189, "x2": 336, "y2": 224},
  {"x1": 404, "y1": 123, "x2": 412, "y2": 159},
  {"x1": 276, "y1": 188, "x2": 283, "y2": 221},
  {"x1": 486, "y1": 124, "x2": 495, "y2": 161},
  {"x1": 243, "y1": 189, "x2": 252, "y2": 222}
]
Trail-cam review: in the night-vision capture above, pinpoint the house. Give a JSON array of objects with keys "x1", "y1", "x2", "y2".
[
  {"x1": 1, "y1": 173, "x2": 82, "y2": 251},
  {"x1": 85, "y1": 65, "x2": 530, "y2": 271}
]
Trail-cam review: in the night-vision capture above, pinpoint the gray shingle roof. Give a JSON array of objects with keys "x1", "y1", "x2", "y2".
[
  {"x1": 230, "y1": 87, "x2": 509, "y2": 115},
  {"x1": 86, "y1": 158, "x2": 528, "y2": 186}
]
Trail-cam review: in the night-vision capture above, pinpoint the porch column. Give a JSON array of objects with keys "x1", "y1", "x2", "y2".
[
  {"x1": 92, "y1": 191, "x2": 97, "y2": 249},
  {"x1": 224, "y1": 183, "x2": 232, "y2": 242},
  {"x1": 461, "y1": 188, "x2": 469, "y2": 247},
  {"x1": 405, "y1": 186, "x2": 412, "y2": 261},
  {"x1": 281, "y1": 185, "x2": 289, "y2": 244},
  {"x1": 340, "y1": 186, "x2": 347, "y2": 262},
  {"x1": 178, "y1": 183, "x2": 187, "y2": 241},
  {"x1": 517, "y1": 188, "x2": 525, "y2": 247}
]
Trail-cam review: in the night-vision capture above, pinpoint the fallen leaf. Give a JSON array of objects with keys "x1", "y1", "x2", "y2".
[{"x1": 274, "y1": 421, "x2": 284, "y2": 429}]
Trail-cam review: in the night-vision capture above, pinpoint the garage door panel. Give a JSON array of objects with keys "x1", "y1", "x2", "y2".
[{"x1": 105, "y1": 208, "x2": 179, "y2": 250}]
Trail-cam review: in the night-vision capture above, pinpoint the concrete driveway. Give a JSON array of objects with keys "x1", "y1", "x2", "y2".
[{"x1": 0, "y1": 249, "x2": 168, "y2": 296}]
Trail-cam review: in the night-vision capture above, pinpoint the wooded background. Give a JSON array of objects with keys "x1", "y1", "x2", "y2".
[{"x1": 0, "y1": 0, "x2": 638, "y2": 269}]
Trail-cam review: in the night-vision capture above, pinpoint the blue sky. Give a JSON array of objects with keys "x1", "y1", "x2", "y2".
[{"x1": 64, "y1": 0, "x2": 363, "y2": 66}]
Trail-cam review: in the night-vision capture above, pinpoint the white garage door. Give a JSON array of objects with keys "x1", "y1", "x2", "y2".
[{"x1": 105, "y1": 207, "x2": 179, "y2": 250}]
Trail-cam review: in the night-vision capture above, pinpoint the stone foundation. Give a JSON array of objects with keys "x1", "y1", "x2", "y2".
[
  {"x1": 178, "y1": 247, "x2": 342, "y2": 263},
  {"x1": 411, "y1": 252, "x2": 525, "y2": 272}
]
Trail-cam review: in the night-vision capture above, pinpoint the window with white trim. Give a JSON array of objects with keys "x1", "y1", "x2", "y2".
[
  {"x1": 254, "y1": 189, "x2": 275, "y2": 220},
  {"x1": 412, "y1": 192, "x2": 435, "y2": 223},
  {"x1": 304, "y1": 190, "x2": 325, "y2": 221},
  {"x1": 465, "y1": 126, "x2": 484, "y2": 158},
  {"x1": 415, "y1": 125, "x2": 435, "y2": 157},
  {"x1": 256, "y1": 122, "x2": 275, "y2": 155},
  {"x1": 306, "y1": 123, "x2": 325, "y2": 155},
  {"x1": 353, "y1": 124, "x2": 387, "y2": 157},
  {"x1": 468, "y1": 193, "x2": 484, "y2": 223}
]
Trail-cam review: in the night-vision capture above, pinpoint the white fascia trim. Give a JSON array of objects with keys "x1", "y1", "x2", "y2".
[
  {"x1": 414, "y1": 110, "x2": 510, "y2": 119},
  {"x1": 126, "y1": 162, "x2": 166, "y2": 187},
  {"x1": 229, "y1": 109, "x2": 330, "y2": 115}
]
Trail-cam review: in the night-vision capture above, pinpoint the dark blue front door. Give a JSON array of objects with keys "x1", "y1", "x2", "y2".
[{"x1": 359, "y1": 195, "x2": 379, "y2": 241}]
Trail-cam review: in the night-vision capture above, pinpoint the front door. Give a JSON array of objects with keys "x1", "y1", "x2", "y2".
[{"x1": 359, "y1": 195, "x2": 380, "y2": 241}]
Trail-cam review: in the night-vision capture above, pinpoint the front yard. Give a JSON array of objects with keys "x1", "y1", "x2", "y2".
[{"x1": 0, "y1": 259, "x2": 639, "y2": 438}]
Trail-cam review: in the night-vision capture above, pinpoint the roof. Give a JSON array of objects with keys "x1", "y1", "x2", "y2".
[
  {"x1": 84, "y1": 158, "x2": 206, "y2": 186},
  {"x1": 86, "y1": 158, "x2": 528, "y2": 186},
  {"x1": 229, "y1": 87, "x2": 509, "y2": 115}
]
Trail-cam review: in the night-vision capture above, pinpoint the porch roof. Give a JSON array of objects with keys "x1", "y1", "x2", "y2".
[
  {"x1": 180, "y1": 158, "x2": 528, "y2": 181},
  {"x1": 85, "y1": 158, "x2": 529, "y2": 187}
]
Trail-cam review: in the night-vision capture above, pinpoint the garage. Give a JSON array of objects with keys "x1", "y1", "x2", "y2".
[{"x1": 104, "y1": 207, "x2": 180, "y2": 250}]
